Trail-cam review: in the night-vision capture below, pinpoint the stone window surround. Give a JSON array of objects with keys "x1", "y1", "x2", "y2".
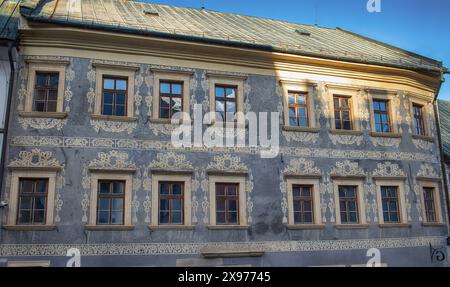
[
  {"x1": 149, "y1": 173, "x2": 193, "y2": 230},
  {"x1": 86, "y1": 172, "x2": 134, "y2": 230},
  {"x1": 20, "y1": 59, "x2": 69, "y2": 119},
  {"x1": 367, "y1": 89, "x2": 401, "y2": 138},
  {"x1": 285, "y1": 177, "x2": 324, "y2": 230},
  {"x1": 332, "y1": 178, "x2": 368, "y2": 229},
  {"x1": 207, "y1": 173, "x2": 248, "y2": 229},
  {"x1": 207, "y1": 72, "x2": 246, "y2": 125},
  {"x1": 3, "y1": 169, "x2": 58, "y2": 231},
  {"x1": 326, "y1": 84, "x2": 362, "y2": 135},
  {"x1": 91, "y1": 62, "x2": 138, "y2": 122},
  {"x1": 417, "y1": 180, "x2": 444, "y2": 225},
  {"x1": 150, "y1": 68, "x2": 193, "y2": 123},
  {"x1": 408, "y1": 94, "x2": 434, "y2": 141},
  {"x1": 280, "y1": 79, "x2": 318, "y2": 132},
  {"x1": 374, "y1": 178, "x2": 409, "y2": 227}
]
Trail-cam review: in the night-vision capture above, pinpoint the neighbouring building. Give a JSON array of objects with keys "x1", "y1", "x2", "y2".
[{"x1": 0, "y1": 0, "x2": 449, "y2": 267}]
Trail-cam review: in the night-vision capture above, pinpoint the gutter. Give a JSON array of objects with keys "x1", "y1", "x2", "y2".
[
  {"x1": 21, "y1": 14, "x2": 447, "y2": 75},
  {"x1": 433, "y1": 71, "x2": 450, "y2": 236},
  {"x1": 0, "y1": 41, "x2": 16, "y2": 203}
]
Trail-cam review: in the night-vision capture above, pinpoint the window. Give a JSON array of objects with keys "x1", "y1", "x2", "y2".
[
  {"x1": 215, "y1": 183, "x2": 239, "y2": 225},
  {"x1": 423, "y1": 187, "x2": 436, "y2": 223},
  {"x1": 150, "y1": 174, "x2": 192, "y2": 228},
  {"x1": 288, "y1": 92, "x2": 308, "y2": 127},
  {"x1": 159, "y1": 81, "x2": 183, "y2": 119},
  {"x1": 215, "y1": 85, "x2": 237, "y2": 122},
  {"x1": 412, "y1": 104, "x2": 426, "y2": 136},
  {"x1": 380, "y1": 186, "x2": 400, "y2": 223},
  {"x1": 96, "y1": 180, "x2": 125, "y2": 225},
  {"x1": 22, "y1": 60, "x2": 68, "y2": 115},
  {"x1": 17, "y1": 178, "x2": 48, "y2": 225},
  {"x1": 292, "y1": 185, "x2": 314, "y2": 224},
  {"x1": 92, "y1": 62, "x2": 137, "y2": 120},
  {"x1": 101, "y1": 77, "x2": 128, "y2": 117},
  {"x1": 208, "y1": 174, "x2": 247, "y2": 228},
  {"x1": 4, "y1": 170, "x2": 58, "y2": 230},
  {"x1": 373, "y1": 99, "x2": 391, "y2": 133},
  {"x1": 333, "y1": 96, "x2": 352, "y2": 130},
  {"x1": 87, "y1": 172, "x2": 133, "y2": 229},
  {"x1": 159, "y1": 182, "x2": 184, "y2": 225},
  {"x1": 33, "y1": 72, "x2": 59, "y2": 112},
  {"x1": 338, "y1": 186, "x2": 359, "y2": 224}
]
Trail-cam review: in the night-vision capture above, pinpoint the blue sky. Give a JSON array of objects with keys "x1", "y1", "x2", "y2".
[{"x1": 139, "y1": 0, "x2": 450, "y2": 99}]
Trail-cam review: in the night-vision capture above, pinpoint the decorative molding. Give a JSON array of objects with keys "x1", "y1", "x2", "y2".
[
  {"x1": 412, "y1": 138, "x2": 434, "y2": 152},
  {"x1": 417, "y1": 163, "x2": 440, "y2": 179},
  {"x1": 372, "y1": 162, "x2": 406, "y2": 178},
  {"x1": 8, "y1": 149, "x2": 62, "y2": 169},
  {"x1": 330, "y1": 160, "x2": 366, "y2": 178},
  {"x1": 207, "y1": 154, "x2": 248, "y2": 172},
  {"x1": 18, "y1": 117, "x2": 68, "y2": 130},
  {"x1": 88, "y1": 150, "x2": 136, "y2": 171},
  {"x1": 149, "y1": 152, "x2": 193, "y2": 171},
  {"x1": 10, "y1": 136, "x2": 438, "y2": 163},
  {"x1": 90, "y1": 118, "x2": 137, "y2": 134},
  {"x1": 0, "y1": 236, "x2": 443, "y2": 256},
  {"x1": 329, "y1": 133, "x2": 363, "y2": 146},
  {"x1": 370, "y1": 136, "x2": 401, "y2": 148},
  {"x1": 282, "y1": 130, "x2": 319, "y2": 143}
]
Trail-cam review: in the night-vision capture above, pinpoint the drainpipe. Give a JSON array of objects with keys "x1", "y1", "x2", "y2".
[
  {"x1": 433, "y1": 70, "x2": 450, "y2": 241},
  {"x1": 0, "y1": 41, "x2": 16, "y2": 202}
]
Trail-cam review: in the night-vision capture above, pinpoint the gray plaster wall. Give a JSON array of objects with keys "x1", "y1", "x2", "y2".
[{"x1": 0, "y1": 55, "x2": 449, "y2": 266}]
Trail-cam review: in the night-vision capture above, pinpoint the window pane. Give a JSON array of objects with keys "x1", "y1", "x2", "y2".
[
  {"x1": 103, "y1": 79, "x2": 115, "y2": 90},
  {"x1": 116, "y1": 93, "x2": 126, "y2": 105},
  {"x1": 172, "y1": 211, "x2": 182, "y2": 224},
  {"x1": 48, "y1": 89, "x2": 58, "y2": 101},
  {"x1": 228, "y1": 211, "x2": 238, "y2": 224},
  {"x1": 303, "y1": 201, "x2": 312, "y2": 212},
  {"x1": 159, "y1": 199, "x2": 169, "y2": 210},
  {"x1": 216, "y1": 184, "x2": 225, "y2": 196},
  {"x1": 159, "y1": 183, "x2": 169, "y2": 195},
  {"x1": 36, "y1": 74, "x2": 47, "y2": 87},
  {"x1": 289, "y1": 117, "x2": 297, "y2": 126},
  {"x1": 226, "y1": 88, "x2": 235, "y2": 98},
  {"x1": 216, "y1": 198, "x2": 225, "y2": 211},
  {"x1": 34, "y1": 197, "x2": 46, "y2": 210},
  {"x1": 297, "y1": 94, "x2": 306, "y2": 105},
  {"x1": 97, "y1": 210, "x2": 110, "y2": 224},
  {"x1": 99, "y1": 182, "x2": 110, "y2": 194},
  {"x1": 216, "y1": 211, "x2": 225, "y2": 224},
  {"x1": 102, "y1": 104, "x2": 113, "y2": 116},
  {"x1": 373, "y1": 100, "x2": 380, "y2": 110},
  {"x1": 172, "y1": 184, "x2": 182, "y2": 195},
  {"x1": 111, "y1": 211, "x2": 123, "y2": 224},
  {"x1": 159, "y1": 211, "x2": 169, "y2": 224},
  {"x1": 49, "y1": 74, "x2": 59, "y2": 88},
  {"x1": 34, "y1": 101, "x2": 46, "y2": 112},
  {"x1": 115, "y1": 105, "x2": 125, "y2": 117},
  {"x1": 172, "y1": 98, "x2": 182, "y2": 113},
  {"x1": 116, "y1": 80, "x2": 127, "y2": 91},
  {"x1": 288, "y1": 94, "x2": 295, "y2": 104},
  {"x1": 98, "y1": 198, "x2": 110, "y2": 210},
  {"x1": 172, "y1": 199, "x2": 182, "y2": 211},
  {"x1": 33, "y1": 210, "x2": 46, "y2": 223},
  {"x1": 215, "y1": 100, "x2": 225, "y2": 112},
  {"x1": 159, "y1": 107, "x2": 169, "y2": 119},
  {"x1": 160, "y1": 97, "x2": 171, "y2": 109},
  {"x1": 112, "y1": 198, "x2": 124, "y2": 210},
  {"x1": 304, "y1": 212, "x2": 313, "y2": 223},
  {"x1": 19, "y1": 197, "x2": 32, "y2": 209},
  {"x1": 103, "y1": 92, "x2": 113, "y2": 104},
  {"x1": 226, "y1": 102, "x2": 236, "y2": 113},
  {"x1": 172, "y1": 84, "x2": 182, "y2": 95},
  {"x1": 160, "y1": 82, "x2": 170, "y2": 94},
  {"x1": 228, "y1": 200, "x2": 237, "y2": 211},
  {"x1": 298, "y1": 117, "x2": 307, "y2": 128},
  {"x1": 36, "y1": 180, "x2": 47, "y2": 193},
  {"x1": 18, "y1": 210, "x2": 31, "y2": 224},
  {"x1": 215, "y1": 87, "x2": 224, "y2": 98}
]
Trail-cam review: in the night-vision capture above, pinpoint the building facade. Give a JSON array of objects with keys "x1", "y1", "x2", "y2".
[{"x1": 0, "y1": 0, "x2": 449, "y2": 267}]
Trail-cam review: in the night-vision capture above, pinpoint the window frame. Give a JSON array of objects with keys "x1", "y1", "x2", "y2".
[
  {"x1": 281, "y1": 80, "x2": 317, "y2": 130},
  {"x1": 286, "y1": 177, "x2": 323, "y2": 228},
  {"x1": 332, "y1": 179, "x2": 367, "y2": 226},
  {"x1": 32, "y1": 72, "x2": 60, "y2": 113},
  {"x1": 417, "y1": 180, "x2": 443, "y2": 224},
  {"x1": 5, "y1": 170, "x2": 57, "y2": 230},
  {"x1": 287, "y1": 91, "x2": 309, "y2": 128},
  {"x1": 372, "y1": 99, "x2": 392, "y2": 133},
  {"x1": 23, "y1": 60, "x2": 68, "y2": 116},
  {"x1": 374, "y1": 179, "x2": 408, "y2": 225},
  {"x1": 326, "y1": 84, "x2": 361, "y2": 132},
  {"x1": 101, "y1": 76, "x2": 129, "y2": 117},
  {"x1": 208, "y1": 174, "x2": 247, "y2": 228},
  {"x1": 215, "y1": 182, "x2": 240, "y2": 225},
  {"x1": 96, "y1": 180, "x2": 126, "y2": 225},
  {"x1": 151, "y1": 69, "x2": 192, "y2": 123},
  {"x1": 16, "y1": 178, "x2": 49, "y2": 225},
  {"x1": 207, "y1": 73, "x2": 246, "y2": 125},
  {"x1": 87, "y1": 172, "x2": 133, "y2": 229},
  {"x1": 214, "y1": 85, "x2": 238, "y2": 123},
  {"x1": 158, "y1": 181, "x2": 185, "y2": 225},
  {"x1": 368, "y1": 90, "x2": 400, "y2": 136},
  {"x1": 93, "y1": 63, "x2": 137, "y2": 120},
  {"x1": 409, "y1": 96, "x2": 432, "y2": 139},
  {"x1": 158, "y1": 80, "x2": 184, "y2": 120},
  {"x1": 333, "y1": 95, "x2": 353, "y2": 131},
  {"x1": 150, "y1": 174, "x2": 192, "y2": 229}
]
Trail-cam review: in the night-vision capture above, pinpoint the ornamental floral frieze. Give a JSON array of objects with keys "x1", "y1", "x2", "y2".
[
  {"x1": 363, "y1": 181, "x2": 378, "y2": 223},
  {"x1": 149, "y1": 123, "x2": 177, "y2": 136},
  {"x1": 417, "y1": 163, "x2": 440, "y2": 179},
  {"x1": 90, "y1": 119, "x2": 137, "y2": 134},
  {"x1": 88, "y1": 150, "x2": 136, "y2": 170},
  {"x1": 149, "y1": 152, "x2": 193, "y2": 170},
  {"x1": 192, "y1": 169, "x2": 208, "y2": 224},
  {"x1": 64, "y1": 59, "x2": 75, "y2": 112},
  {"x1": 412, "y1": 138, "x2": 434, "y2": 152},
  {"x1": 207, "y1": 154, "x2": 248, "y2": 172},
  {"x1": 282, "y1": 130, "x2": 319, "y2": 144},
  {"x1": 18, "y1": 117, "x2": 68, "y2": 130},
  {"x1": 370, "y1": 136, "x2": 401, "y2": 148},
  {"x1": 330, "y1": 160, "x2": 366, "y2": 178},
  {"x1": 372, "y1": 162, "x2": 406, "y2": 178},
  {"x1": 329, "y1": 133, "x2": 363, "y2": 146},
  {"x1": 142, "y1": 167, "x2": 152, "y2": 223},
  {"x1": 86, "y1": 61, "x2": 96, "y2": 113},
  {"x1": 319, "y1": 174, "x2": 334, "y2": 223},
  {"x1": 7, "y1": 149, "x2": 65, "y2": 223}
]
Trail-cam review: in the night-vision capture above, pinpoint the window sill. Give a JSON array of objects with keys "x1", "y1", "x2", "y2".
[
  {"x1": 85, "y1": 225, "x2": 135, "y2": 231},
  {"x1": 378, "y1": 223, "x2": 411, "y2": 228},
  {"x1": 329, "y1": 129, "x2": 363, "y2": 136},
  {"x1": 286, "y1": 224, "x2": 325, "y2": 230},
  {"x1": 148, "y1": 225, "x2": 194, "y2": 231},
  {"x1": 412, "y1": 134, "x2": 434, "y2": 142},
  {"x1": 149, "y1": 117, "x2": 182, "y2": 125},
  {"x1": 91, "y1": 114, "x2": 137, "y2": 122},
  {"x1": 207, "y1": 225, "x2": 249, "y2": 230},
  {"x1": 421, "y1": 222, "x2": 446, "y2": 227},
  {"x1": 3, "y1": 225, "x2": 56, "y2": 231},
  {"x1": 201, "y1": 248, "x2": 264, "y2": 258},
  {"x1": 370, "y1": 132, "x2": 401, "y2": 138},
  {"x1": 282, "y1": 126, "x2": 320, "y2": 133},
  {"x1": 334, "y1": 224, "x2": 369, "y2": 230},
  {"x1": 19, "y1": 111, "x2": 67, "y2": 119}
]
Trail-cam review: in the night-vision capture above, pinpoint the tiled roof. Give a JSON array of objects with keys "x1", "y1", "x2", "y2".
[
  {"x1": 438, "y1": 99, "x2": 450, "y2": 160},
  {"x1": 18, "y1": 0, "x2": 447, "y2": 73},
  {"x1": 0, "y1": 0, "x2": 22, "y2": 40}
]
